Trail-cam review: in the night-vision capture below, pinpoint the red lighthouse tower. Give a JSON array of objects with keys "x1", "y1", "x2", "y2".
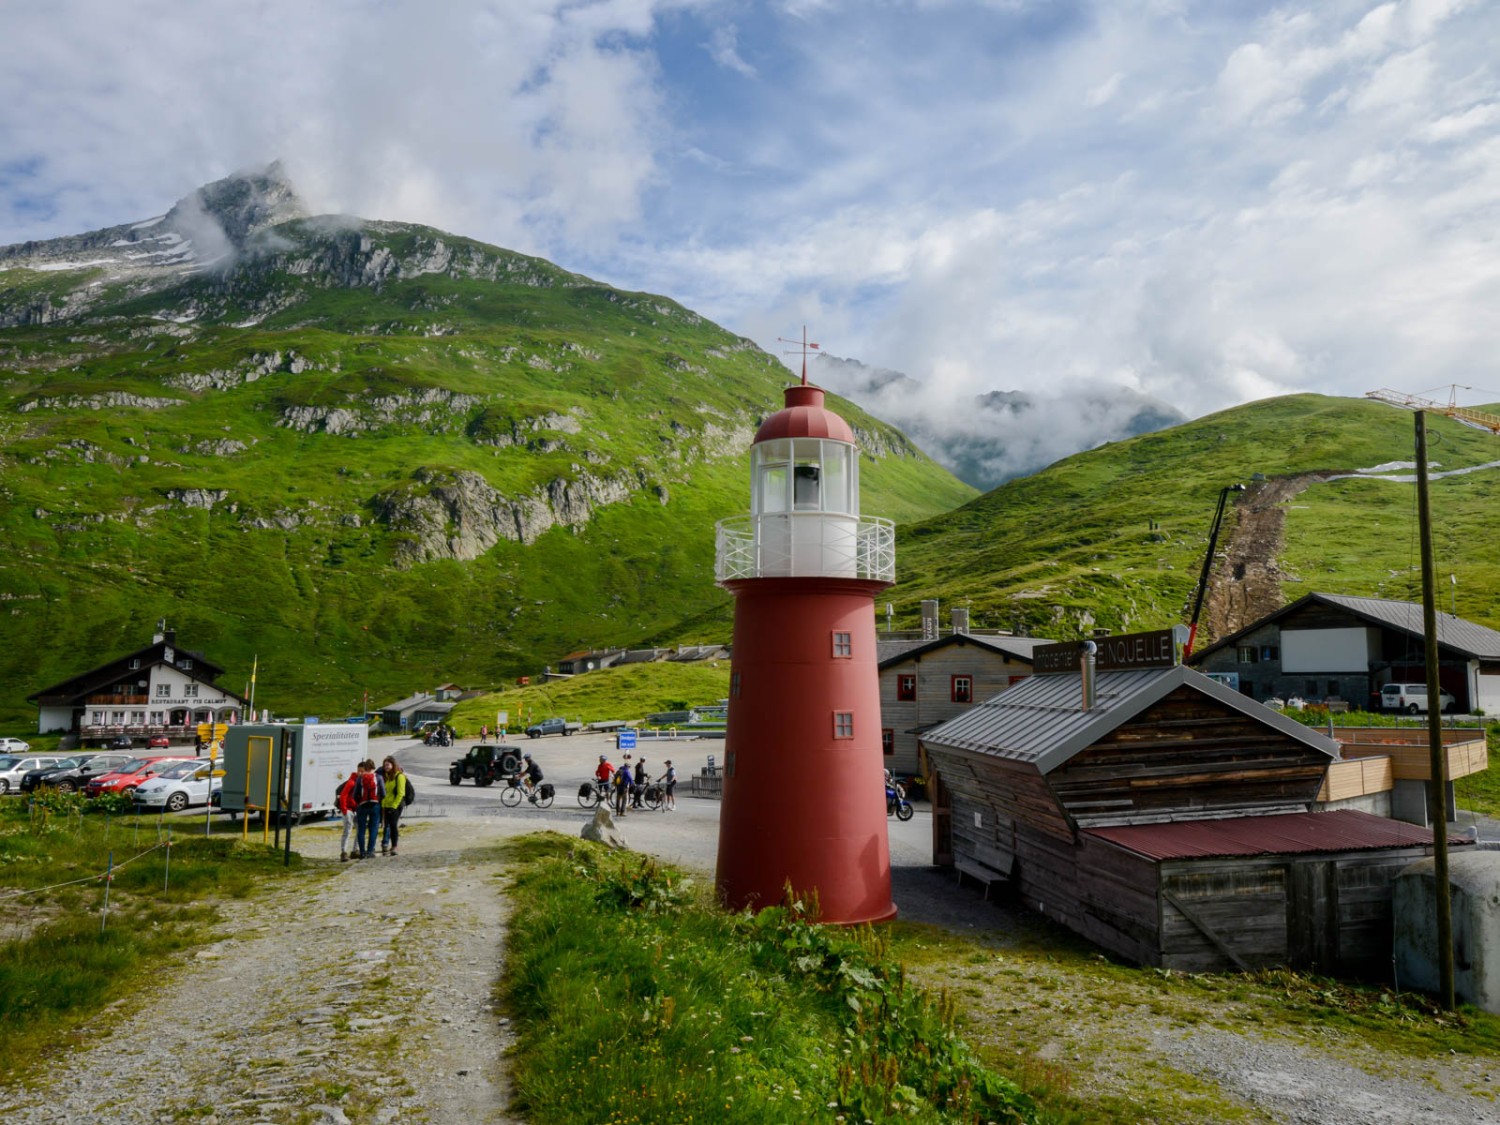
[{"x1": 714, "y1": 366, "x2": 897, "y2": 924}]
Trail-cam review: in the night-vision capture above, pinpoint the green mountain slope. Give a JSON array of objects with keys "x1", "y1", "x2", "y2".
[
  {"x1": 893, "y1": 393, "x2": 1500, "y2": 639},
  {"x1": 0, "y1": 168, "x2": 974, "y2": 726}
]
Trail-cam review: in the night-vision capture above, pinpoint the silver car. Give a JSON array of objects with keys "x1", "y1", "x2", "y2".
[{"x1": 0, "y1": 754, "x2": 68, "y2": 794}]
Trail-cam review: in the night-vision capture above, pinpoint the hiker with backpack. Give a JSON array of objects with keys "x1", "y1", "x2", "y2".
[
  {"x1": 613, "y1": 756, "x2": 633, "y2": 817},
  {"x1": 336, "y1": 769, "x2": 360, "y2": 862},
  {"x1": 380, "y1": 756, "x2": 410, "y2": 855},
  {"x1": 353, "y1": 759, "x2": 385, "y2": 859}
]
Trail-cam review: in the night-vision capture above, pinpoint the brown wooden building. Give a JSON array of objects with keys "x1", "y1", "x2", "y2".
[{"x1": 921, "y1": 637, "x2": 1463, "y2": 975}]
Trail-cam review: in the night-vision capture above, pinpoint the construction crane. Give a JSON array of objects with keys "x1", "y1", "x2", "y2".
[
  {"x1": 1182, "y1": 483, "x2": 1245, "y2": 660},
  {"x1": 1367, "y1": 386, "x2": 1500, "y2": 434},
  {"x1": 1366, "y1": 385, "x2": 1500, "y2": 1011}
]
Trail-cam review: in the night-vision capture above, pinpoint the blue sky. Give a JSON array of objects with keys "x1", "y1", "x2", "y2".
[{"x1": 3, "y1": 0, "x2": 1499, "y2": 471}]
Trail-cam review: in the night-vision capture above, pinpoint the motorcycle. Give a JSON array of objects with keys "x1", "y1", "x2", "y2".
[{"x1": 886, "y1": 781, "x2": 914, "y2": 822}]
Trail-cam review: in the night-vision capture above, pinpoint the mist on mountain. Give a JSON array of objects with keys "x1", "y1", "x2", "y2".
[{"x1": 809, "y1": 353, "x2": 1185, "y2": 490}]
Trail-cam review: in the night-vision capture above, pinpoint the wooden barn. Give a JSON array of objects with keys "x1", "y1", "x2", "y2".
[{"x1": 920, "y1": 629, "x2": 1464, "y2": 975}]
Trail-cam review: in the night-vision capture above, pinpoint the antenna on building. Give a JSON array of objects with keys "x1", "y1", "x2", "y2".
[{"x1": 777, "y1": 326, "x2": 820, "y2": 385}]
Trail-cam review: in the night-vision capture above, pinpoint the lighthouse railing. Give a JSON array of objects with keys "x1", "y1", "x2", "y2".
[{"x1": 714, "y1": 514, "x2": 895, "y2": 582}]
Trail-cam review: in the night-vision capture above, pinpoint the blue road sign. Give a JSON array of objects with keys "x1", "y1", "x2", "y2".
[{"x1": 618, "y1": 729, "x2": 638, "y2": 750}]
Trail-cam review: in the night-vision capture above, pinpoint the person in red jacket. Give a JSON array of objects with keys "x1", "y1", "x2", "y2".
[{"x1": 335, "y1": 769, "x2": 359, "y2": 862}]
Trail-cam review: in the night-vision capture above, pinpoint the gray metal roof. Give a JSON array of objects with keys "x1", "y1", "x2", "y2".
[
  {"x1": 877, "y1": 632, "x2": 1054, "y2": 669},
  {"x1": 1192, "y1": 592, "x2": 1500, "y2": 662},
  {"x1": 379, "y1": 693, "x2": 431, "y2": 713},
  {"x1": 921, "y1": 664, "x2": 1339, "y2": 775},
  {"x1": 1314, "y1": 593, "x2": 1500, "y2": 659}
]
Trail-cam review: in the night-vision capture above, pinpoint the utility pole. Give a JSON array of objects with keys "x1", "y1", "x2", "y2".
[{"x1": 1415, "y1": 411, "x2": 1455, "y2": 1010}]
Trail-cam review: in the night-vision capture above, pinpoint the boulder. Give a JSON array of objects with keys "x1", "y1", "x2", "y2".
[{"x1": 581, "y1": 807, "x2": 628, "y2": 850}]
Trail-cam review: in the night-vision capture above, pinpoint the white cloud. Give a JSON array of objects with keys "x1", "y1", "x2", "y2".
[
  {"x1": 3, "y1": 0, "x2": 1500, "y2": 478},
  {"x1": 707, "y1": 25, "x2": 758, "y2": 77}
]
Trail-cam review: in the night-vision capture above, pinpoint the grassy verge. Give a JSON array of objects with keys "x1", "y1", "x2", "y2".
[
  {"x1": 0, "y1": 790, "x2": 308, "y2": 1079},
  {"x1": 500, "y1": 834, "x2": 1043, "y2": 1124}
]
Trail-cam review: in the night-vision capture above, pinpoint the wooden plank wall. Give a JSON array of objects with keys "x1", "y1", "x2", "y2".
[
  {"x1": 1074, "y1": 836, "x2": 1162, "y2": 965},
  {"x1": 1340, "y1": 737, "x2": 1487, "y2": 781},
  {"x1": 1050, "y1": 687, "x2": 1331, "y2": 825},
  {"x1": 1156, "y1": 848, "x2": 1429, "y2": 975},
  {"x1": 1159, "y1": 859, "x2": 1290, "y2": 972},
  {"x1": 1316, "y1": 756, "x2": 1393, "y2": 801}
]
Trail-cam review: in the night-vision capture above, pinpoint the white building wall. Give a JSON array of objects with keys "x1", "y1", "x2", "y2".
[
  {"x1": 37, "y1": 706, "x2": 73, "y2": 734},
  {"x1": 1475, "y1": 670, "x2": 1500, "y2": 717},
  {"x1": 1281, "y1": 627, "x2": 1377, "y2": 673}
]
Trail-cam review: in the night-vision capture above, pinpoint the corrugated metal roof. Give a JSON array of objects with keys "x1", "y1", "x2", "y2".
[
  {"x1": 920, "y1": 663, "x2": 1339, "y2": 774},
  {"x1": 1085, "y1": 809, "x2": 1462, "y2": 860}
]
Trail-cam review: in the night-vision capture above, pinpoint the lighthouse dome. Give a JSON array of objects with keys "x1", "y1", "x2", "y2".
[{"x1": 753, "y1": 384, "x2": 855, "y2": 445}]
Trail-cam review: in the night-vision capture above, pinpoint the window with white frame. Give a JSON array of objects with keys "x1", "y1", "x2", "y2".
[
  {"x1": 157, "y1": 683, "x2": 171, "y2": 697},
  {"x1": 183, "y1": 683, "x2": 199, "y2": 698},
  {"x1": 833, "y1": 711, "x2": 854, "y2": 739},
  {"x1": 832, "y1": 631, "x2": 852, "y2": 658}
]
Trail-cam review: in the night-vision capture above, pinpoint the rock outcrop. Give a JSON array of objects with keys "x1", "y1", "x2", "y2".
[{"x1": 372, "y1": 465, "x2": 647, "y2": 565}]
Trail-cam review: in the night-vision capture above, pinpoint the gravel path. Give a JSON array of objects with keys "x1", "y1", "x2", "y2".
[{"x1": 0, "y1": 816, "x2": 523, "y2": 1125}]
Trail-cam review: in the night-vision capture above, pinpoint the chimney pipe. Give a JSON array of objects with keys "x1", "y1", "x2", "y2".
[
  {"x1": 920, "y1": 599, "x2": 939, "y2": 640},
  {"x1": 1081, "y1": 641, "x2": 1098, "y2": 711},
  {"x1": 951, "y1": 607, "x2": 970, "y2": 635}
]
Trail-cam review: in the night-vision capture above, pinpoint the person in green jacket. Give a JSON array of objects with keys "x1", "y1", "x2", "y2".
[{"x1": 379, "y1": 756, "x2": 408, "y2": 856}]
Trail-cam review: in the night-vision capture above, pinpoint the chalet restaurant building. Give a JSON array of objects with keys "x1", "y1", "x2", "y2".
[
  {"x1": 920, "y1": 629, "x2": 1462, "y2": 975},
  {"x1": 28, "y1": 627, "x2": 245, "y2": 741}
]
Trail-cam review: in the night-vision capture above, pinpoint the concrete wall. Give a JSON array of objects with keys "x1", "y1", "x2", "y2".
[{"x1": 1394, "y1": 849, "x2": 1500, "y2": 1012}]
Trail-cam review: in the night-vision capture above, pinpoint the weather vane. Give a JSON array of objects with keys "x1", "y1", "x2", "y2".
[{"x1": 777, "y1": 326, "x2": 820, "y2": 385}]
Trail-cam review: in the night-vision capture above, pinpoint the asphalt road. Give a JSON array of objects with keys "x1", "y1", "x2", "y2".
[{"x1": 383, "y1": 730, "x2": 937, "y2": 874}]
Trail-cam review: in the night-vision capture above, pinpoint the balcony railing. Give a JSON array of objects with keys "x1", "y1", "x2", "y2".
[
  {"x1": 715, "y1": 513, "x2": 895, "y2": 582},
  {"x1": 86, "y1": 694, "x2": 149, "y2": 706}
]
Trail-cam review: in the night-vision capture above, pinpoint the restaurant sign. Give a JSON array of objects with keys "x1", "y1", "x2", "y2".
[{"x1": 1033, "y1": 627, "x2": 1182, "y2": 675}]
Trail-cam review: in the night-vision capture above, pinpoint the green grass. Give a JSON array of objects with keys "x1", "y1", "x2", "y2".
[
  {"x1": 500, "y1": 834, "x2": 1041, "y2": 1124},
  {"x1": 0, "y1": 220, "x2": 973, "y2": 729},
  {"x1": 893, "y1": 394, "x2": 1500, "y2": 640},
  {"x1": 447, "y1": 661, "x2": 731, "y2": 733},
  {"x1": 0, "y1": 791, "x2": 309, "y2": 1078}
]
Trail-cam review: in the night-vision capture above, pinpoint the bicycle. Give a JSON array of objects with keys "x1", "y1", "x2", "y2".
[
  {"x1": 577, "y1": 779, "x2": 610, "y2": 809},
  {"x1": 641, "y1": 783, "x2": 665, "y2": 811},
  {"x1": 502, "y1": 777, "x2": 554, "y2": 808}
]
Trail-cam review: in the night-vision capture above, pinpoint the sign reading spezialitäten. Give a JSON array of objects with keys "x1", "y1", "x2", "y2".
[{"x1": 1033, "y1": 628, "x2": 1180, "y2": 675}]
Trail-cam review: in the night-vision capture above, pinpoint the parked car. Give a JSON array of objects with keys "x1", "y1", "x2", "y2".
[
  {"x1": 147, "y1": 734, "x2": 171, "y2": 749},
  {"x1": 525, "y1": 717, "x2": 580, "y2": 738},
  {"x1": 0, "y1": 737, "x2": 31, "y2": 754},
  {"x1": 133, "y1": 759, "x2": 220, "y2": 813},
  {"x1": 0, "y1": 754, "x2": 70, "y2": 795},
  {"x1": 84, "y1": 756, "x2": 192, "y2": 797},
  {"x1": 22, "y1": 752, "x2": 137, "y2": 794},
  {"x1": 19, "y1": 754, "x2": 96, "y2": 794},
  {"x1": 1380, "y1": 682, "x2": 1457, "y2": 714},
  {"x1": 108, "y1": 735, "x2": 136, "y2": 750}
]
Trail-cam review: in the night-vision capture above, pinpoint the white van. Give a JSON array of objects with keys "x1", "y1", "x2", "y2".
[{"x1": 1380, "y1": 683, "x2": 1457, "y2": 714}]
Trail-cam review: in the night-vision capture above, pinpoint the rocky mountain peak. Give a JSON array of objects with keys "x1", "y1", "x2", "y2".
[
  {"x1": 166, "y1": 161, "x2": 307, "y2": 249},
  {"x1": 0, "y1": 161, "x2": 309, "y2": 283}
]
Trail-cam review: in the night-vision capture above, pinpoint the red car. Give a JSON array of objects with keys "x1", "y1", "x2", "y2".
[
  {"x1": 84, "y1": 756, "x2": 192, "y2": 797},
  {"x1": 147, "y1": 735, "x2": 171, "y2": 749}
]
